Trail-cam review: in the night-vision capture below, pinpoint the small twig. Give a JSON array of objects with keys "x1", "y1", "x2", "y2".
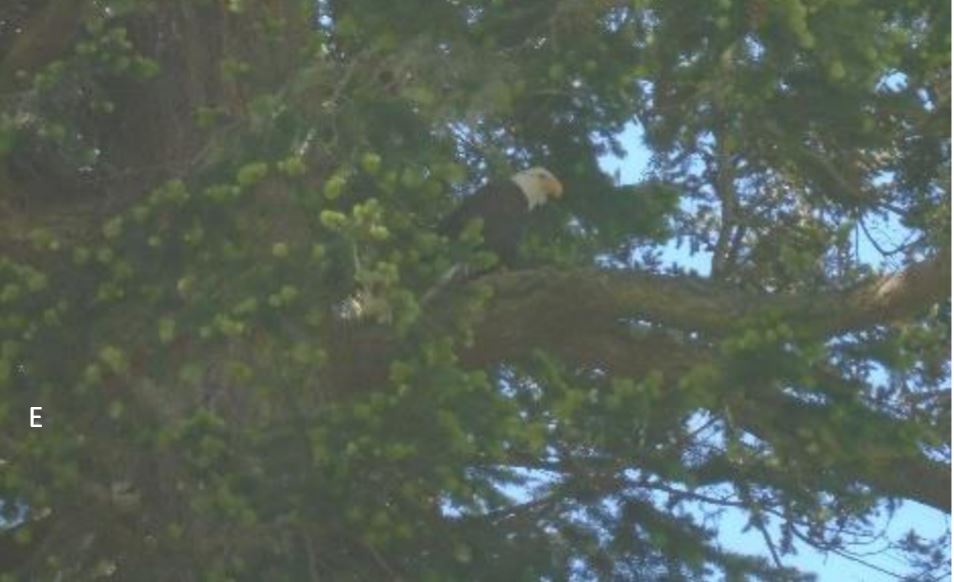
[
  {"x1": 858, "y1": 214, "x2": 920, "y2": 257},
  {"x1": 361, "y1": 539, "x2": 401, "y2": 580},
  {"x1": 738, "y1": 485, "x2": 784, "y2": 569},
  {"x1": 420, "y1": 264, "x2": 465, "y2": 306},
  {"x1": 789, "y1": 526, "x2": 907, "y2": 580},
  {"x1": 299, "y1": 527, "x2": 320, "y2": 582}
]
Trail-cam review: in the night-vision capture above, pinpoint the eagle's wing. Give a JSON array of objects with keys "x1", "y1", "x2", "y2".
[{"x1": 438, "y1": 182, "x2": 494, "y2": 239}]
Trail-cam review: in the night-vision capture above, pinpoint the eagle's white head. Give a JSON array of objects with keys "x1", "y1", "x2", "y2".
[{"x1": 510, "y1": 166, "x2": 564, "y2": 210}]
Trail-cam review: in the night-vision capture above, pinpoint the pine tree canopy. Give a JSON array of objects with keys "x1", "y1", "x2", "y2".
[{"x1": 0, "y1": 1, "x2": 949, "y2": 579}]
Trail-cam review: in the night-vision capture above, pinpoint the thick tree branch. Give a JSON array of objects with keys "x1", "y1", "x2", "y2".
[
  {"x1": 731, "y1": 389, "x2": 951, "y2": 513},
  {"x1": 456, "y1": 257, "x2": 951, "y2": 512},
  {"x1": 821, "y1": 246, "x2": 951, "y2": 333},
  {"x1": 336, "y1": 253, "x2": 949, "y2": 512},
  {"x1": 462, "y1": 322, "x2": 700, "y2": 379},
  {"x1": 471, "y1": 249, "x2": 950, "y2": 345}
]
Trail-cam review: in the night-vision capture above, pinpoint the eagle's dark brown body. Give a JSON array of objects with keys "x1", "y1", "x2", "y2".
[{"x1": 439, "y1": 180, "x2": 530, "y2": 266}]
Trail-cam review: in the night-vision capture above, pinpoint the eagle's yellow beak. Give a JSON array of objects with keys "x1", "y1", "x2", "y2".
[{"x1": 547, "y1": 176, "x2": 564, "y2": 199}]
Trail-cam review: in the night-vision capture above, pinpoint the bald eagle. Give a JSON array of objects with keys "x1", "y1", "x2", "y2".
[
  {"x1": 337, "y1": 167, "x2": 563, "y2": 320},
  {"x1": 439, "y1": 166, "x2": 564, "y2": 267},
  {"x1": 418, "y1": 167, "x2": 563, "y2": 304}
]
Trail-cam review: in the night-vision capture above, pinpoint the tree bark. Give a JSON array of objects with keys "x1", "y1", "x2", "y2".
[
  {"x1": 469, "y1": 248, "x2": 950, "y2": 348},
  {"x1": 450, "y1": 251, "x2": 951, "y2": 511},
  {"x1": 0, "y1": 0, "x2": 87, "y2": 93}
]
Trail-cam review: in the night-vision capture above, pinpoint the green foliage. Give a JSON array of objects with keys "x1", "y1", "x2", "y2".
[{"x1": 0, "y1": 0, "x2": 947, "y2": 580}]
